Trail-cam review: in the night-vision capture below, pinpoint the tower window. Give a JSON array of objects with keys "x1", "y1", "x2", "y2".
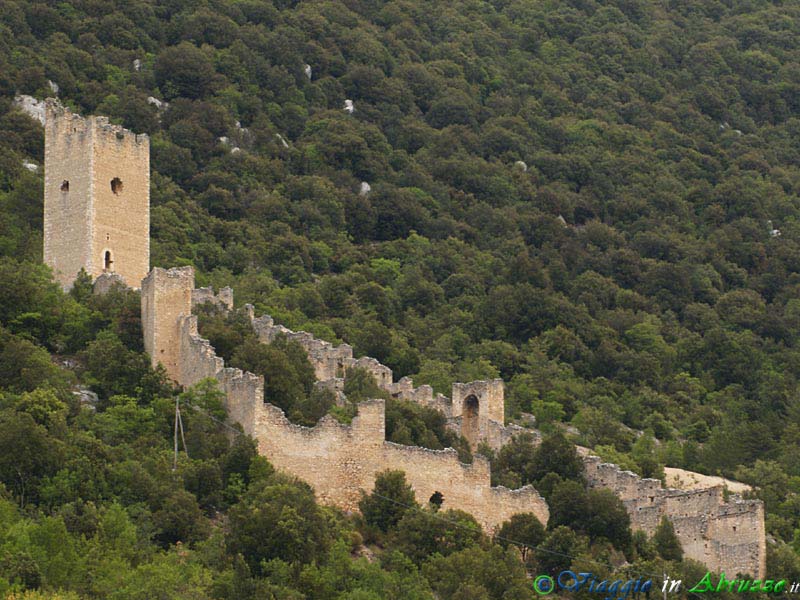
[
  {"x1": 60, "y1": 180, "x2": 69, "y2": 192},
  {"x1": 110, "y1": 177, "x2": 123, "y2": 195},
  {"x1": 104, "y1": 251, "x2": 113, "y2": 271}
]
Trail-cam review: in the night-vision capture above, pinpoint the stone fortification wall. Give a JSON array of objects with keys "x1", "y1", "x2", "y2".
[
  {"x1": 385, "y1": 377, "x2": 451, "y2": 414},
  {"x1": 140, "y1": 272, "x2": 764, "y2": 575},
  {"x1": 247, "y1": 313, "x2": 519, "y2": 448},
  {"x1": 583, "y1": 456, "x2": 765, "y2": 578},
  {"x1": 164, "y1": 293, "x2": 550, "y2": 531},
  {"x1": 254, "y1": 398, "x2": 549, "y2": 531},
  {"x1": 192, "y1": 286, "x2": 233, "y2": 312}
]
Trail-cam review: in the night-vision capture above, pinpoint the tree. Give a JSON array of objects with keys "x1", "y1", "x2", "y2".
[
  {"x1": 392, "y1": 508, "x2": 483, "y2": 565},
  {"x1": 653, "y1": 516, "x2": 683, "y2": 562},
  {"x1": 584, "y1": 489, "x2": 632, "y2": 551},
  {"x1": 0, "y1": 411, "x2": 63, "y2": 506},
  {"x1": 230, "y1": 336, "x2": 315, "y2": 419},
  {"x1": 495, "y1": 513, "x2": 546, "y2": 564},
  {"x1": 534, "y1": 526, "x2": 587, "y2": 575},
  {"x1": 422, "y1": 545, "x2": 530, "y2": 600},
  {"x1": 358, "y1": 470, "x2": 417, "y2": 533},
  {"x1": 227, "y1": 476, "x2": 332, "y2": 573},
  {"x1": 530, "y1": 432, "x2": 585, "y2": 483},
  {"x1": 155, "y1": 42, "x2": 219, "y2": 99}
]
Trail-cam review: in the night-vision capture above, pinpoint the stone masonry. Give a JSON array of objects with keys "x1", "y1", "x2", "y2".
[
  {"x1": 143, "y1": 266, "x2": 549, "y2": 532},
  {"x1": 139, "y1": 268, "x2": 766, "y2": 577},
  {"x1": 40, "y1": 105, "x2": 766, "y2": 578},
  {"x1": 44, "y1": 99, "x2": 149, "y2": 290},
  {"x1": 583, "y1": 455, "x2": 766, "y2": 578}
]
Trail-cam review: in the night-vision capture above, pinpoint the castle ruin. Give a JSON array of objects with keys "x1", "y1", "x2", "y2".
[
  {"x1": 44, "y1": 100, "x2": 149, "y2": 290},
  {"x1": 43, "y1": 102, "x2": 767, "y2": 578}
]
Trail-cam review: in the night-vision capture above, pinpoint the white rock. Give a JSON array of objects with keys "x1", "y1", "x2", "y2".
[
  {"x1": 304, "y1": 64, "x2": 312, "y2": 79},
  {"x1": 557, "y1": 214, "x2": 568, "y2": 227},
  {"x1": 13, "y1": 95, "x2": 46, "y2": 125},
  {"x1": 147, "y1": 96, "x2": 164, "y2": 109},
  {"x1": 22, "y1": 160, "x2": 39, "y2": 172},
  {"x1": 218, "y1": 136, "x2": 230, "y2": 145},
  {"x1": 344, "y1": 99, "x2": 355, "y2": 114},
  {"x1": 275, "y1": 133, "x2": 289, "y2": 148},
  {"x1": 133, "y1": 58, "x2": 142, "y2": 71},
  {"x1": 48, "y1": 80, "x2": 59, "y2": 94},
  {"x1": 514, "y1": 160, "x2": 527, "y2": 172},
  {"x1": 359, "y1": 181, "x2": 371, "y2": 196},
  {"x1": 733, "y1": 129, "x2": 743, "y2": 136},
  {"x1": 231, "y1": 147, "x2": 241, "y2": 154}
]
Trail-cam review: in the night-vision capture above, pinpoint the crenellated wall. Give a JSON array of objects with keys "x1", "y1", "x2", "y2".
[
  {"x1": 159, "y1": 281, "x2": 550, "y2": 531},
  {"x1": 583, "y1": 456, "x2": 765, "y2": 578},
  {"x1": 139, "y1": 269, "x2": 765, "y2": 577}
]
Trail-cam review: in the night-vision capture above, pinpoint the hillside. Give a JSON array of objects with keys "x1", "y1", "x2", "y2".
[{"x1": 1, "y1": 0, "x2": 800, "y2": 596}]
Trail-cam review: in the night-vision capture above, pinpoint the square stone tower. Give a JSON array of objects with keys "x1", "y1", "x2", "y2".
[{"x1": 44, "y1": 99, "x2": 149, "y2": 290}]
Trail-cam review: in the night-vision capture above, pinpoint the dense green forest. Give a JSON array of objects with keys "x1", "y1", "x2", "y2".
[{"x1": 2, "y1": 0, "x2": 800, "y2": 596}]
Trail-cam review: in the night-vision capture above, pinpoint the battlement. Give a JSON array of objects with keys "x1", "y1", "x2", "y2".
[{"x1": 139, "y1": 274, "x2": 765, "y2": 577}]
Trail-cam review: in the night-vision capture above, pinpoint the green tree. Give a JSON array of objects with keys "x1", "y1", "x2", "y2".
[
  {"x1": 653, "y1": 516, "x2": 683, "y2": 562},
  {"x1": 359, "y1": 470, "x2": 417, "y2": 533},
  {"x1": 495, "y1": 513, "x2": 546, "y2": 564},
  {"x1": 227, "y1": 475, "x2": 332, "y2": 573}
]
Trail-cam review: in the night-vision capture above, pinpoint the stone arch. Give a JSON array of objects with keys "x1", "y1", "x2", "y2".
[{"x1": 462, "y1": 394, "x2": 480, "y2": 448}]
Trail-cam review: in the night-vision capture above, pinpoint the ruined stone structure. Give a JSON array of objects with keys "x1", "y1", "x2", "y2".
[
  {"x1": 44, "y1": 99, "x2": 149, "y2": 289},
  {"x1": 40, "y1": 105, "x2": 766, "y2": 579},
  {"x1": 249, "y1": 314, "x2": 516, "y2": 450},
  {"x1": 141, "y1": 267, "x2": 549, "y2": 532},
  {"x1": 583, "y1": 455, "x2": 766, "y2": 578},
  {"x1": 192, "y1": 286, "x2": 234, "y2": 312}
]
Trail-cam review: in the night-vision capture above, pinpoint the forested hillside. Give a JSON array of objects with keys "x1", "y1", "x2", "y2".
[{"x1": 2, "y1": 0, "x2": 800, "y2": 596}]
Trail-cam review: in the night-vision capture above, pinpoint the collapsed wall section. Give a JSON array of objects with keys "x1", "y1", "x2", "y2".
[{"x1": 583, "y1": 456, "x2": 765, "y2": 579}]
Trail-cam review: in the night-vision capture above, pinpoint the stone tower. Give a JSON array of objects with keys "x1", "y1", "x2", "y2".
[{"x1": 43, "y1": 99, "x2": 149, "y2": 290}]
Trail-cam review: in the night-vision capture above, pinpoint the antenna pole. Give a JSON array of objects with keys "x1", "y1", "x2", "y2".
[{"x1": 173, "y1": 396, "x2": 179, "y2": 471}]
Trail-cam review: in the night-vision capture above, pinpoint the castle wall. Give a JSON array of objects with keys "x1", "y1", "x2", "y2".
[
  {"x1": 164, "y1": 291, "x2": 550, "y2": 533},
  {"x1": 139, "y1": 273, "x2": 764, "y2": 576},
  {"x1": 253, "y1": 399, "x2": 549, "y2": 531},
  {"x1": 583, "y1": 456, "x2": 765, "y2": 578}
]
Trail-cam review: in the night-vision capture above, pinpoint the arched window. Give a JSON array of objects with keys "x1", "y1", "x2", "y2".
[
  {"x1": 104, "y1": 250, "x2": 113, "y2": 271},
  {"x1": 60, "y1": 180, "x2": 69, "y2": 192},
  {"x1": 110, "y1": 177, "x2": 123, "y2": 195}
]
